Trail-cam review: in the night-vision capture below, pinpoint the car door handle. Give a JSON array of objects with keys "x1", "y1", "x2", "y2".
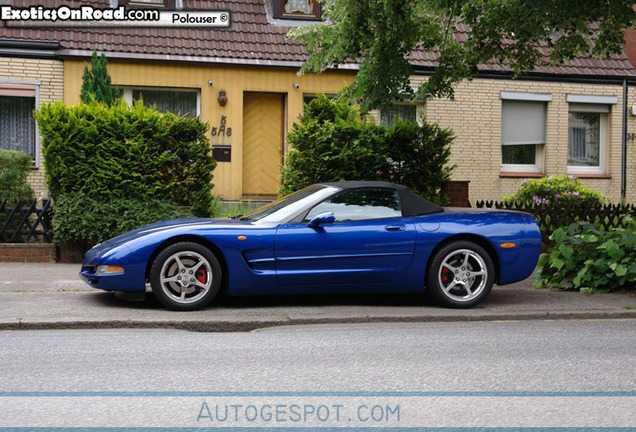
[{"x1": 385, "y1": 225, "x2": 406, "y2": 231}]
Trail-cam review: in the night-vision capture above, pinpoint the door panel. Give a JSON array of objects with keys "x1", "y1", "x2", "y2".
[
  {"x1": 242, "y1": 92, "x2": 284, "y2": 198},
  {"x1": 275, "y1": 218, "x2": 416, "y2": 287}
]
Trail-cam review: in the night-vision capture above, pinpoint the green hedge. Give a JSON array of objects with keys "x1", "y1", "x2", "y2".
[
  {"x1": 53, "y1": 193, "x2": 194, "y2": 245},
  {"x1": 35, "y1": 100, "x2": 216, "y2": 217},
  {"x1": 280, "y1": 95, "x2": 455, "y2": 203},
  {"x1": 0, "y1": 149, "x2": 35, "y2": 205}
]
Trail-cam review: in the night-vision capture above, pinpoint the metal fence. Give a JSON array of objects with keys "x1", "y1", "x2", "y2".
[
  {"x1": 474, "y1": 200, "x2": 636, "y2": 238},
  {"x1": 0, "y1": 199, "x2": 53, "y2": 243}
]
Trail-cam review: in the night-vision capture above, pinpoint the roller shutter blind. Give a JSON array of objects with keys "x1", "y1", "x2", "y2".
[{"x1": 502, "y1": 101, "x2": 546, "y2": 145}]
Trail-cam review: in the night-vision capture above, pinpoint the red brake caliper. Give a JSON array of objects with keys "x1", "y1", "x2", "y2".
[
  {"x1": 441, "y1": 267, "x2": 450, "y2": 284},
  {"x1": 195, "y1": 268, "x2": 207, "y2": 288}
]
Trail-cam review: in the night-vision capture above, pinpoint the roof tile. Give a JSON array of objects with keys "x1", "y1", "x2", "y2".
[{"x1": 1, "y1": 0, "x2": 633, "y2": 76}]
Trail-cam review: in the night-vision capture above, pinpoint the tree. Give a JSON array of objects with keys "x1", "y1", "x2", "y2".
[
  {"x1": 280, "y1": 95, "x2": 454, "y2": 203},
  {"x1": 80, "y1": 50, "x2": 121, "y2": 105},
  {"x1": 289, "y1": 0, "x2": 636, "y2": 111}
]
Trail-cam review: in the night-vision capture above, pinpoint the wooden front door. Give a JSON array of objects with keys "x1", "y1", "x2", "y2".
[{"x1": 242, "y1": 92, "x2": 285, "y2": 198}]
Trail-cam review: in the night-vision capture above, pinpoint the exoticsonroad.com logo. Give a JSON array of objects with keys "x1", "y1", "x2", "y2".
[{"x1": 0, "y1": 5, "x2": 230, "y2": 27}]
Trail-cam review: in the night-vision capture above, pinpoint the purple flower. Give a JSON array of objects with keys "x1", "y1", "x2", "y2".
[
  {"x1": 554, "y1": 194, "x2": 561, "y2": 199},
  {"x1": 548, "y1": 176, "x2": 553, "y2": 180},
  {"x1": 573, "y1": 191, "x2": 580, "y2": 197},
  {"x1": 568, "y1": 175, "x2": 576, "y2": 180},
  {"x1": 521, "y1": 179, "x2": 528, "y2": 185}
]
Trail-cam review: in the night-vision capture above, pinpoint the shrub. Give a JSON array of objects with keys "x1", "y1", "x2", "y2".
[
  {"x1": 380, "y1": 121, "x2": 455, "y2": 203},
  {"x1": 80, "y1": 50, "x2": 121, "y2": 106},
  {"x1": 280, "y1": 95, "x2": 455, "y2": 203},
  {"x1": 53, "y1": 193, "x2": 194, "y2": 245},
  {"x1": 504, "y1": 175, "x2": 604, "y2": 206},
  {"x1": 536, "y1": 220, "x2": 636, "y2": 293},
  {"x1": 35, "y1": 100, "x2": 215, "y2": 217},
  {"x1": 0, "y1": 149, "x2": 35, "y2": 205}
]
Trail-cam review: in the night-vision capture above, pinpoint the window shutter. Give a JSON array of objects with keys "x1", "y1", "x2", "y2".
[
  {"x1": 568, "y1": 103, "x2": 610, "y2": 113},
  {"x1": 502, "y1": 101, "x2": 546, "y2": 145}
]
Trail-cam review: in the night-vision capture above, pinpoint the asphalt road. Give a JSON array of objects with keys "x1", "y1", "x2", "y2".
[{"x1": 1, "y1": 320, "x2": 635, "y2": 428}]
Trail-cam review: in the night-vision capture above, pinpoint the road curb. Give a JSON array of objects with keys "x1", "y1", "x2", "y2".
[{"x1": 2, "y1": 310, "x2": 636, "y2": 332}]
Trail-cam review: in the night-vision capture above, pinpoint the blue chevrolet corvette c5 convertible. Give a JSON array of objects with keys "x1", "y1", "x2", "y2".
[{"x1": 80, "y1": 181, "x2": 541, "y2": 311}]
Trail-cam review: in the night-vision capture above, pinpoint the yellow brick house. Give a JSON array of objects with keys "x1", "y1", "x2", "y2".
[
  {"x1": 0, "y1": 40, "x2": 64, "y2": 199},
  {"x1": 2, "y1": 0, "x2": 636, "y2": 204}
]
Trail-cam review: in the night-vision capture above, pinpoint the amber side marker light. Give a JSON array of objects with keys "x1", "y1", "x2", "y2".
[
  {"x1": 238, "y1": 236, "x2": 247, "y2": 241},
  {"x1": 96, "y1": 265, "x2": 125, "y2": 275},
  {"x1": 500, "y1": 243, "x2": 516, "y2": 249}
]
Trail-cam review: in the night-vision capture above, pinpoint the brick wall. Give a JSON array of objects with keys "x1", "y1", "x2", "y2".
[
  {"x1": 0, "y1": 243, "x2": 56, "y2": 263},
  {"x1": 373, "y1": 77, "x2": 635, "y2": 204},
  {"x1": 0, "y1": 57, "x2": 64, "y2": 200}
]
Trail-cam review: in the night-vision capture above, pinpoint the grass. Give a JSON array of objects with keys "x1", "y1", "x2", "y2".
[
  {"x1": 622, "y1": 305, "x2": 636, "y2": 310},
  {"x1": 210, "y1": 200, "x2": 268, "y2": 219}
]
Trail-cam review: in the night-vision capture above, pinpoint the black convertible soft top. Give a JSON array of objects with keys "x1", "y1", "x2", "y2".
[{"x1": 319, "y1": 181, "x2": 444, "y2": 217}]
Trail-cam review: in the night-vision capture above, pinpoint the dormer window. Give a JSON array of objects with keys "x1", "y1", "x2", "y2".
[
  {"x1": 273, "y1": 0, "x2": 322, "y2": 20},
  {"x1": 121, "y1": 0, "x2": 175, "y2": 8}
]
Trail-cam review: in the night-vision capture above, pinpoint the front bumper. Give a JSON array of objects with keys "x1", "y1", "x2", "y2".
[{"x1": 80, "y1": 244, "x2": 148, "y2": 292}]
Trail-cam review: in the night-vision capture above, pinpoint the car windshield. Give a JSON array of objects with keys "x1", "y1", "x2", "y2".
[{"x1": 239, "y1": 185, "x2": 338, "y2": 223}]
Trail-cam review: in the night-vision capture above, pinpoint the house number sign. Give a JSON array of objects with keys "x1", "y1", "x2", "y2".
[
  {"x1": 211, "y1": 115, "x2": 232, "y2": 162},
  {"x1": 212, "y1": 115, "x2": 232, "y2": 139}
]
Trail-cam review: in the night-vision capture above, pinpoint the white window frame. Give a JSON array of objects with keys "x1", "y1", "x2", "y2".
[
  {"x1": 567, "y1": 109, "x2": 608, "y2": 175},
  {"x1": 0, "y1": 79, "x2": 40, "y2": 167},
  {"x1": 378, "y1": 103, "x2": 424, "y2": 127},
  {"x1": 500, "y1": 145, "x2": 544, "y2": 174},
  {"x1": 122, "y1": 86, "x2": 201, "y2": 118},
  {"x1": 566, "y1": 95, "x2": 614, "y2": 175},
  {"x1": 500, "y1": 93, "x2": 551, "y2": 174}
]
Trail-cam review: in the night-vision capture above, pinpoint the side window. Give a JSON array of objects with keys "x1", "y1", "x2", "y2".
[
  {"x1": 0, "y1": 90, "x2": 37, "y2": 161},
  {"x1": 304, "y1": 188, "x2": 402, "y2": 222}
]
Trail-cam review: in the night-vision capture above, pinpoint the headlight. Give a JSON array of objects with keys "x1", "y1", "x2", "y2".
[{"x1": 96, "y1": 265, "x2": 125, "y2": 275}]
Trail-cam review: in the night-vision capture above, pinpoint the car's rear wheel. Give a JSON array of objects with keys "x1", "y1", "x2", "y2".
[
  {"x1": 427, "y1": 241, "x2": 495, "y2": 308},
  {"x1": 150, "y1": 242, "x2": 222, "y2": 311}
]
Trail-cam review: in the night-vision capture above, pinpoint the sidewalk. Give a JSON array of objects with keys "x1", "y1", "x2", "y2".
[{"x1": 1, "y1": 262, "x2": 635, "y2": 332}]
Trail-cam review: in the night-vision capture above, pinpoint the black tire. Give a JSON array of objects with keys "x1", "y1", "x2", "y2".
[
  {"x1": 149, "y1": 241, "x2": 222, "y2": 311},
  {"x1": 426, "y1": 240, "x2": 495, "y2": 308}
]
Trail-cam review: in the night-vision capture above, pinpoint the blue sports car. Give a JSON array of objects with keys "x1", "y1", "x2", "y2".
[{"x1": 80, "y1": 181, "x2": 541, "y2": 310}]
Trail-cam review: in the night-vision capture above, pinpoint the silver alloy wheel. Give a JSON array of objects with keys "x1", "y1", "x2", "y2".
[
  {"x1": 437, "y1": 248, "x2": 488, "y2": 302},
  {"x1": 159, "y1": 251, "x2": 213, "y2": 304}
]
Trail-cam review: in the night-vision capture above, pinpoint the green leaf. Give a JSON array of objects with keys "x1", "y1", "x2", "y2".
[
  {"x1": 552, "y1": 258, "x2": 565, "y2": 271},
  {"x1": 558, "y1": 244, "x2": 574, "y2": 260},
  {"x1": 614, "y1": 264, "x2": 628, "y2": 277}
]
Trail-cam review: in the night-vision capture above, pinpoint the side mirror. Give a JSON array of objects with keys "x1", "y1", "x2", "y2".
[{"x1": 306, "y1": 212, "x2": 335, "y2": 229}]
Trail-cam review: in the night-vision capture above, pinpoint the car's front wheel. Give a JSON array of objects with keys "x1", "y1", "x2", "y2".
[
  {"x1": 427, "y1": 241, "x2": 495, "y2": 308},
  {"x1": 150, "y1": 242, "x2": 222, "y2": 311}
]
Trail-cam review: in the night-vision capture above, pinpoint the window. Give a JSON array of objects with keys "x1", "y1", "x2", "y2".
[
  {"x1": 273, "y1": 0, "x2": 322, "y2": 20},
  {"x1": 568, "y1": 105, "x2": 607, "y2": 174},
  {"x1": 122, "y1": 87, "x2": 200, "y2": 118},
  {"x1": 379, "y1": 104, "x2": 417, "y2": 126},
  {"x1": 501, "y1": 100, "x2": 547, "y2": 173},
  {"x1": 303, "y1": 94, "x2": 336, "y2": 107},
  {"x1": 304, "y1": 188, "x2": 402, "y2": 222},
  {"x1": 121, "y1": 0, "x2": 175, "y2": 8},
  {"x1": 0, "y1": 84, "x2": 37, "y2": 161}
]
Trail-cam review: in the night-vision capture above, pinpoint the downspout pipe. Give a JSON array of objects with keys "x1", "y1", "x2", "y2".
[{"x1": 622, "y1": 79, "x2": 628, "y2": 202}]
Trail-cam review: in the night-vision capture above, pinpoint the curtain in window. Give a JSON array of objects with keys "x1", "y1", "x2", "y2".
[
  {"x1": 133, "y1": 89, "x2": 197, "y2": 117},
  {"x1": 568, "y1": 112, "x2": 600, "y2": 167},
  {"x1": 0, "y1": 96, "x2": 35, "y2": 158},
  {"x1": 380, "y1": 105, "x2": 417, "y2": 126}
]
